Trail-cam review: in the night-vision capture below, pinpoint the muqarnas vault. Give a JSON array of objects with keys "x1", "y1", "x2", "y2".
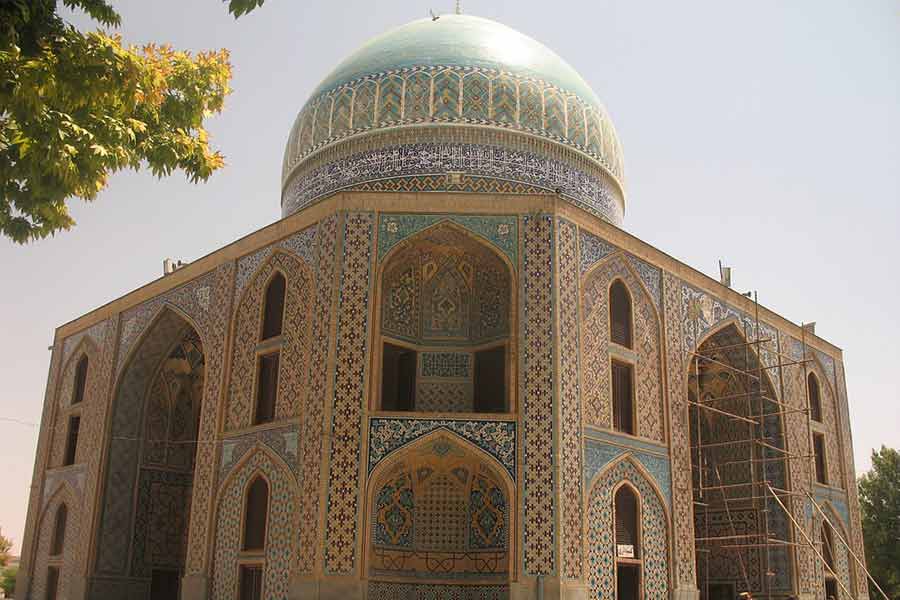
[{"x1": 17, "y1": 13, "x2": 869, "y2": 600}]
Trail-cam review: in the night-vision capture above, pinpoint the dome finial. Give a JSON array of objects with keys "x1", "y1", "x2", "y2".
[{"x1": 455, "y1": 0, "x2": 461, "y2": 14}]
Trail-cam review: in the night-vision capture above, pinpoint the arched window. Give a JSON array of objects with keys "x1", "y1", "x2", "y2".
[
  {"x1": 243, "y1": 477, "x2": 269, "y2": 551},
  {"x1": 72, "y1": 355, "x2": 88, "y2": 405},
  {"x1": 261, "y1": 273, "x2": 286, "y2": 340},
  {"x1": 614, "y1": 485, "x2": 640, "y2": 558},
  {"x1": 50, "y1": 504, "x2": 67, "y2": 556},
  {"x1": 808, "y1": 372, "x2": 822, "y2": 423},
  {"x1": 610, "y1": 280, "x2": 632, "y2": 348}
]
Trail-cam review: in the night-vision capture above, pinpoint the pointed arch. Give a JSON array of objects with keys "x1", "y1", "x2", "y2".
[
  {"x1": 609, "y1": 278, "x2": 633, "y2": 349},
  {"x1": 808, "y1": 371, "x2": 823, "y2": 422},
  {"x1": 94, "y1": 305, "x2": 203, "y2": 579},
  {"x1": 227, "y1": 249, "x2": 315, "y2": 430},
  {"x1": 31, "y1": 482, "x2": 79, "y2": 600},
  {"x1": 375, "y1": 221, "x2": 516, "y2": 415},
  {"x1": 364, "y1": 429, "x2": 515, "y2": 584},
  {"x1": 815, "y1": 501, "x2": 857, "y2": 599},
  {"x1": 586, "y1": 454, "x2": 670, "y2": 599},
  {"x1": 581, "y1": 253, "x2": 664, "y2": 440},
  {"x1": 211, "y1": 445, "x2": 298, "y2": 600}
]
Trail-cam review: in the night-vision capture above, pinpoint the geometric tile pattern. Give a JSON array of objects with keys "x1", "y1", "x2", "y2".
[
  {"x1": 185, "y1": 262, "x2": 235, "y2": 575},
  {"x1": 234, "y1": 224, "x2": 317, "y2": 296},
  {"x1": 30, "y1": 484, "x2": 80, "y2": 600},
  {"x1": 297, "y1": 215, "x2": 339, "y2": 575},
  {"x1": 586, "y1": 457, "x2": 669, "y2": 600},
  {"x1": 95, "y1": 309, "x2": 194, "y2": 576},
  {"x1": 226, "y1": 250, "x2": 314, "y2": 430},
  {"x1": 349, "y1": 172, "x2": 550, "y2": 201},
  {"x1": 421, "y1": 352, "x2": 472, "y2": 378},
  {"x1": 211, "y1": 448, "x2": 296, "y2": 600},
  {"x1": 580, "y1": 230, "x2": 615, "y2": 274},
  {"x1": 368, "y1": 418, "x2": 516, "y2": 479},
  {"x1": 662, "y1": 272, "x2": 697, "y2": 588},
  {"x1": 583, "y1": 435, "x2": 671, "y2": 504},
  {"x1": 131, "y1": 469, "x2": 193, "y2": 577},
  {"x1": 521, "y1": 215, "x2": 556, "y2": 575},
  {"x1": 378, "y1": 214, "x2": 517, "y2": 265},
  {"x1": 324, "y1": 212, "x2": 374, "y2": 574},
  {"x1": 283, "y1": 136, "x2": 622, "y2": 227},
  {"x1": 557, "y1": 219, "x2": 584, "y2": 580},
  {"x1": 581, "y1": 252, "x2": 664, "y2": 442},
  {"x1": 219, "y1": 424, "x2": 300, "y2": 482},
  {"x1": 282, "y1": 64, "x2": 624, "y2": 185},
  {"x1": 367, "y1": 581, "x2": 509, "y2": 600}
]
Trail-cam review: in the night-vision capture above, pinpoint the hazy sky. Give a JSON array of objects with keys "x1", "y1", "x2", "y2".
[{"x1": 1, "y1": 0, "x2": 898, "y2": 555}]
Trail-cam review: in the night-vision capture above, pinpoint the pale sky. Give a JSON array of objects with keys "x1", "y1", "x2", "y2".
[{"x1": 1, "y1": 0, "x2": 898, "y2": 555}]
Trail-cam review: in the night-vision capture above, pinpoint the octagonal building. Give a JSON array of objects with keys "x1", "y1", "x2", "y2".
[{"x1": 17, "y1": 14, "x2": 870, "y2": 600}]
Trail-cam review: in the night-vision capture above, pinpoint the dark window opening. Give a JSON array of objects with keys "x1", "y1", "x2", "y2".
[
  {"x1": 72, "y1": 355, "x2": 88, "y2": 405},
  {"x1": 474, "y1": 346, "x2": 506, "y2": 413},
  {"x1": 707, "y1": 583, "x2": 735, "y2": 600},
  {"x1": 239, "y1": 564, "x2": 264, "y2": 600},
  {"x1": 243, "y1": 477, "x2": 269, "y2": 551},
  {"x1": 615, "y1": 486, "x2": 640, "y2": 558},
  {"x1": 261, "y1": 273, "x2": 286, "y2": 340},
  {"x1": 814, "y1": 433, "x2": 828, "y2": 485},
  {"x1": 381, "y1": 343, "x2": 416, "y2": 411},
  {"x1": 610, "y1": 280, "x2": 633, "y2": 348},
  {"x1": 46, "y1": 566, "x2": 60, "y2": 600},
  {"x1": 825, "y1": 577, "x2": 838, "y2": 600},
  {"x1": 612, "y1": 361, "x2": 635, "y2": 435},
  {"x1": 254, "y1": 353, "x2": 279, "y2": 425},
  {"x1": 150, "y1": 569, "x2": 181, "y2": 600},
  {"x1": 63, "y1": 415, "x2": 80, "y2": 466},
  {"x1": 616, "y1": 563, "x2": 640, "y2": 600},
  {"x1": 50, "y1": 504, "x2": 67, "y2": 556},
  {"x1": 808, "y1": 373, "x2": 822, "y2": 423},
  {"x1": 821, "y1": 524, "x2": 836, "y2": 572}
]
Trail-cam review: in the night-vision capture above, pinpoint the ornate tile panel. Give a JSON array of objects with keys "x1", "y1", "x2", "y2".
[
  {"x1": 581, "y1": 253, "x2": 665, "y2": 442},
  {"x1": 586, "y1": 458, "x2": 669, "y2": 600},
  {"x1": 226, "y1": 251, "x2": 314, "y2": 430},
  {"x1": 220, "y1": 425, "x2": 300, "y2": 482},
  {"x1": 282, "y1": 65, "x2": 625, "y2": 185},
  {"x1": 521, "y1": 214, "x2": 556, "y2": 575},
  {"x1": 557, "y1": 219, "x2": 584, "y2": 580},
  {"x1": 131, "y1": 469, "x2": 193, "y2": 577},
  {"x1": 117, "y1": 271, "x2": 216, "y2": 376},
  {"x1": 283, "y1": 136, "x2": 623, "y2": 227},
  {"x1": 368, "y1": 418, "x2": 516, "y2": 478},
  {"x1": 42, "y1": 466, "x2": 86, "y2": 510},
  {"x1": 662, "y1": 272, "x2": 697, "y2": 588},
  {"x1": 324, "y1": 212, "x2": 374, "y2": 574},
  {"x1": 211, "y1": 449, "x2": 296, "y2": 600},
  {"x1": 421, "y1": 352, "x2": 472, "y2": 378},
  {"x1": 583, "y1": 434, "x2": 671, "y2": 503},
  {"x1": 367, "y1": 581, "x2": 509, "y2": 600},
  {"x1": 378, "y1": 213, "x2": 518, "y2": 265},
  {"x1": 297, "y1": 215, "x2": 339, "y2": 574},
  {"x1": 185, "y1": 262, "x2": 234, "y2": 575},
  {"x1": 234, "y1": 224, "x2": 317, "y2": 296},
  {"x1": 579, "y1": 230, "x2": 615, "y2": 274}
]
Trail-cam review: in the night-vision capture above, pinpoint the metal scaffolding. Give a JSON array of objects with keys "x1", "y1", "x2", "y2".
[{"x1": 687, "y1": 292, "x2": 888, "y2": 600}]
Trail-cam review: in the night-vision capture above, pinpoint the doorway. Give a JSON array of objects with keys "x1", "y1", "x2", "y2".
[{"x1": 617, "y1": 563, "x2": 641, "y2": 600}]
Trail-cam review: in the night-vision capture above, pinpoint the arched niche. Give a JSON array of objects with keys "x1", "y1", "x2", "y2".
[
  {"x1": 94, "y1": 306, "x2": 205, "y2": 596},
  {"x1": 374, "y1": 221, "x2": 515, "y2": 415},
  {"x1": 814, "y1": 504, "x2": 856, "y2": 600},
  {"x1": 30, "y1": 484, "x2": 79, "y2": 600},
  {"x1": 364, "y1": 432, "x2": 516, "y2": 588},
  {"x1": 211, "y1": 446, "x2": 298, "y2": 600},
  {"x1": 581, "y1": 253, "x2": 664, "y2": 441},
  {"x1": 687, "y1": 321, "x2": 792, "y2": 597},
  {"x1": 226, "y1": 250, "x2": 315, "y2": 431},
  {"x1": 586, "y1": 455, "x2": 670, "y2": 600},
  {"x1": 49, "y1": 338, "x2": 100, "y2": 468}
]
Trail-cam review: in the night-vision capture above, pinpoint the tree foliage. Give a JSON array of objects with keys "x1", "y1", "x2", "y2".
[
  {"x1": 859, "y1": 445, "x2": 900, "y2": 600},
  {"x1": 0, "y1": 0, "x2": 263, "y2": 243},
  {"x1": 0, "y1": 566, "x2": 15, "y2": 597},
  {"x1": 0, "y1": 532, "x2": 9, "y2": 567}
]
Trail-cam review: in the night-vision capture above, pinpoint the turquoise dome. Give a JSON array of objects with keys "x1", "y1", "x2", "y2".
[{"x1": 282, "y1": 14, "x2": 626, "y2": 226}]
